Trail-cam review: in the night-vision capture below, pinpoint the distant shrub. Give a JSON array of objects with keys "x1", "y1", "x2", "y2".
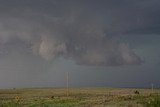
[
  {"x1": 13, "y1": 88, "x2": 16, "y2": 90},
  {"x1": 51, "y1": 96, "x2": 54, "y2": 99},
  {"x1": 134, "y1": 90, "x2": 140, "y2": 95}
]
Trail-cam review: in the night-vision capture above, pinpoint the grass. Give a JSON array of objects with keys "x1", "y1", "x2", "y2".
[{"x1": 0, "y1": 88, "x2": 160, "y2": 107}]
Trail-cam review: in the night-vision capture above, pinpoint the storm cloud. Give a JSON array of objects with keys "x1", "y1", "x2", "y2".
[
  {"x1": 0, "y1": 0, "x2": 152, "y2": 66},
  {"x1": 0, "y1": 0, "x2": 160, "y2": 88}
]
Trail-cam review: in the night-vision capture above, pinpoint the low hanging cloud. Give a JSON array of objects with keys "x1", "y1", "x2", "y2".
[{"x1": 0, "y1": 0, "x2": 151, "y2": 66}]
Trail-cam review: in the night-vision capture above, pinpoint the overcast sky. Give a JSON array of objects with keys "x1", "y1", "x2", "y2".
[{"x1": 0, "y1": 0, "x2": 160, "y2": 88}]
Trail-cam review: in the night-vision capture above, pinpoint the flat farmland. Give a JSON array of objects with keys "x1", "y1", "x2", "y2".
[{"x1": 0, "y1": 88, "x2": 160, "y2": 107}]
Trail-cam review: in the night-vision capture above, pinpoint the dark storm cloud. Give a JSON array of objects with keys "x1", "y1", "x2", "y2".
[
  {"x1": 1, "y1": 0, "x2": 160, "y2": 66},
  {"x1": 0, "y1": 0, "x2": 160, "y2": 89}
]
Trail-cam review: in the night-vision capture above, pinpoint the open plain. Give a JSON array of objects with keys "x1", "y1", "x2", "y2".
[{"x1": 0, "y1": 87, "x2": 160, "y2": 107}]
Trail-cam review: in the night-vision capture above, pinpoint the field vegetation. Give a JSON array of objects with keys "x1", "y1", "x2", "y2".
[{"x1": 0, "y1": 88, "x2": 160, "y2": 107}]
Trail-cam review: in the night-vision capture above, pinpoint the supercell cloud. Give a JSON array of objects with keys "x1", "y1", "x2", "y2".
[
  {"x1": 2, "y1": 0, "x2": 159, "y2": 66},
  {"x1": 1, "y1": 0, "x2": 160, "y2": 88}
]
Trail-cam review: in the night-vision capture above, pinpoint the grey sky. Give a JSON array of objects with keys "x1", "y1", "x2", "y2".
[{"x1": 0, "y1": 0, "x2": 160, "y2": 88}]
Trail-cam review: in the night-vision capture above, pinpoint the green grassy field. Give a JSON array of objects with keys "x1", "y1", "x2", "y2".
[{"x1": 0, "y1": 87, "x2": 160, "y2": 107}]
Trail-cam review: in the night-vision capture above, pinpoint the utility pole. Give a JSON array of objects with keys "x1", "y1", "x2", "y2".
[
  {"x1": 66, "y1": 72, "x2": 69, "y2": 97},
  {"x1": 151, "y1": 83, "x2": 154, "y2": 93}
]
